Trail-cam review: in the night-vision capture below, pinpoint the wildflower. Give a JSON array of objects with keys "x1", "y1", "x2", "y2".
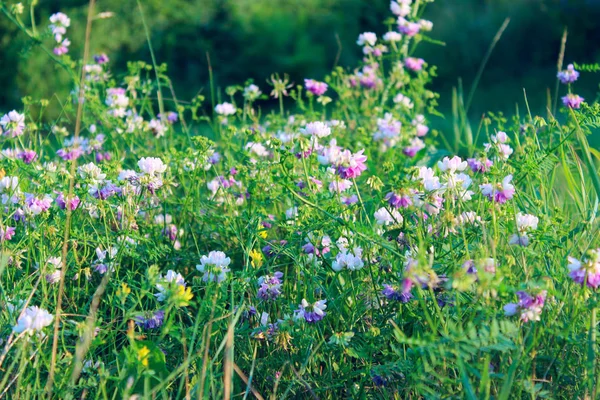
[
  {"x1": 94, "y1": 53, "x2": 110, "y2": 64},
  {"x1": 257, "y1": 271, "x2": 284, "y2": 300},
  {"x1": 53, "y1": 39, "x2": 70, "y2": 56},
  {"x1": 374, "y1": 207, "x2": 403, "y2": 225},
  {"x1": 405, "y1": 57, "x2": 425, "y2": 72},
  {"x1": 13, "y1": 306, "x2": 53, "y2": 335},
  {"x1": 568, "y1": 249, "x2": 600, "y2": 288},
  {"x1": 504, "y1": 290, "x2": 547, "y2": 322},
  {"x1": 331, "y1": 247, "x2": 364, "y2": 271},
  {"x1": 0, "y1": 110, "x2": 26, "y2": 137},
  {"x1": 269, "y1": 73, "x2": 293, "y2": 98},
  {"x1": 214, "y1": 102, "x2": 236, "y2": 116},
  {"x1": 155, "y1": 270, "x2": 186, "y2": 302},
  {"x1": 49, "y1": 12, "x2": 70, "y2": 41},
  {"x1": 557, "y1": 64, "x2": 579, "y2": 84},
  {"x1": 304, "y1": 79, "x2": 328, "y2": 96},
  {"x1": 336, "y1": 149, "x2": 367, "y2": 179},
  {"x1": 386, "y1": 191, "x2": 413, "y2": 208},
  {"x1": 480, "y1": 175, "x2": 515, "y2": 204},
  {"x1": 419, "y1": 19, "x2": 434, "y2": 31},
  {"x1": 300, "y1": 121, "x2": 331, "y2": 138},
  {"x1": 294, "y1": 299, "x2": 327, "y2": 323},
  {"x1": 243, "y1": 84, "x2": 262, "y2": 100},
  {"x1": 562, "y1": 94, "x2": 584, "y2": 109},
  {"x1": 438, "y1": 156, "x2": 467, "y2": 173},
  {"x1": 403, "y1": 138, "x2": 425, "y2": 157},
  {"x1": 44, "y1": 256, "x2": 62, "y2": 284},
  {"x1": 357, "y1": 32, "x2": 377, "y2": 47},
  {"x1": 467, "y1": 157, "x2": 493, "y2": 173},
  {"x1": 138, "y1": 157, "x2": 167, "y2": 176},
  {"x1": 93, "y1": 246, "x2": 118, "y2": 274},
  {"x1": 393, "y1": 93, "x2": 414, "y2": 108},
  {"x1": 148, "y1": 119, "x2": 167, "y2": 138},
  {"x1": 509, "y1": 213, "x2": 539, "y2": 246},
  {"x1": 24, "y1": 194, "x2": 53, "y2": 215},
  {"x1": 381, "y1": 283, "x2": 412, "y2": 302},
  {"x1": 105, "y1": 88, "x2": 129, "y2": 117},
  {"x1": 383, "y1": 31, "x2": 402, "y2": 42},
  {"x1": 78, "y1": 162, "x2": 106, "y2": 185},
  {"x1": 390, "y1": 0, "x2": 411, "y2": 17},
  {"x1": 135, "y1": 310, "x2": 165, "y2": 330},
  {"x1": 196, "y1": 251, "x2": 231, "y2": 283},
  {"x1": 397, "y1": 17, "x2": 421, "y2": 36},
  {"x1": 0, "y1": 226, "x2": 16, "y2": 242}
]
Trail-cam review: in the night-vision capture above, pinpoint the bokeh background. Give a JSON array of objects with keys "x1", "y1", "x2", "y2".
[{"x1": 2, "y1": 0, "x2": 600, "y2": 127}]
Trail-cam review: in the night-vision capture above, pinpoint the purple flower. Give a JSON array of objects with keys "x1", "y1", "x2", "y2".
[
  {"x1": 557, "y1": 64, "x2": 579, "y2": 84},
  {"x1": 385, "y1": 191, "x2": 413, "y2": 208},
  {"x1": 562, "y1": 94, "x2": 584, "y2": 109},
  {"x1": 381, "y1": 284, "x2": 412, "y2": 302},
  {"x1": 504, "y1": 290, "x2": 547, "y2": 322},
  {"x1": 56, "y1": 193, "x2": 80, "y2": 211},
  {"x1": 336, "y1": 149, "x2": 367, "y2": 179},
  {"x1": 467, "y1": 157, "x2": 493, "y2": 173},
  {"x1": 480, "y1": 175, "x2": 515, "y2": 204},
  {"x1": 162, "y1": 224, "x2": 178, "y2": 241},
  {"x1": 94, "y1": 53, "x2": 110, "y2": 64},
  {"x1": 135, "y1": 309, "x2": 165, "y2": 330},
  {"x1": 257, "y1": 271, "x2": 284, "y2": 300},
  {"x1": 18, "y1": 150, "x2": 37, "y2": 164},
  {"x1": 304, "y1": 79, "x2": 328, "y2": 96},
  {"x1": 568, "y1": 250, "x2": 600, "y2": 289},
  {"x1": 295, "y1": 299, "x2": 327, "y2": 323}
]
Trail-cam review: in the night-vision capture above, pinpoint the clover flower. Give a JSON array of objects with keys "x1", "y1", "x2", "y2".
[
  {"x1": 480, "y1": 175, "x2": 515, "y2": 204},
  {"x1": 397, "y1": 17, "x2": 421, "y2": 36},
  {"x1": 357, "y1": 32, "x2": 377, "y2": 47},
  {"x1": 304, "y1": 79, "x2": 328, "y2": 96},
  {"x1": 0, "y1": 110, "x2": 26, "y2": 137},
  {"x1": 405, "y1": 57, "x2": 425, "y2": 72},
  {"x1": 13, "y1": 306, "x2": 54, "y2": 335},
  {"x1": 257, "y1": 272, "x2": 284, "y2": 300},
  {"x1": 403, "y1": 137, "x2": 425, "y2": 157},
  {"x1": 0, "y1": 226, "x2": 16, "y2": 242},
  {"x1": 390, "y1": 0, "x2": 411, "y2": 17},
  {"x1": 385, "y1": 191, "x2": 413, "y2": 209},
  {"x1": 148, "y1": 119, "x2": 167, "y2": 138},
  {"x1": 557, "y1": 64, "x2": 579, "y2": 84},
  {"x1": 374, "y1": 207, "x2": 403, "y2": 225},
  {"x1": 381, "y1": 282, "x2": 412, "y2": 302},
  {"x1": 135, "y1": 309, "x2": 165, "y2": 330},
  {"x1": 568, "y1": 249, "x2": 600, "y2": 288},
  {"x1": 300, "y1": 121, "x2": 331, "y2": 138},
  {"x1": 467, "y1": 156, "x2": 493, "y2": 173},
  {"x1": 335, "y1": 149, "x2": 367, "y2": 179},
  {"x1": 383, "y1": 31, "x2": 402, "y2": 42},
  {"x1": 215, "y1": 102, "x2": 236, "y2": 116},
  {"x1": 331, "y1": 247, "x2": 364, "y2": 272},
  {"x1": 24, "y1": 194, "x2": 53, "y2": 215},
  {"x1": 155, "y1": 270, "x2": 186, "y2": 302},
  {"x1": 44, "y1": 257, "x2": 62, "y2": 284},
  {"x1": 562, "y1": 94, "x2": 584, "y2": 109},
  {"x1": 93, "y1": 246, "x2": 118, "y2": 274},
  {"x1": 105, "y1": 88, "x2": 129, "y2": 117},
  {"x1": 243, "y1": 84, "x2": 262, "y2": 100},
  {"x1": 294, "y1": 299, "x2": 327, "y2": 323},
  {"x1": 504, "y1": 290, "x2": 547, "y2": 322},
  {"x1": 509, "y1": 213, "x2": 539, "y2": 246},
  {"x1": 196, "y1": 251, "x2": 231, "y2": 283}
]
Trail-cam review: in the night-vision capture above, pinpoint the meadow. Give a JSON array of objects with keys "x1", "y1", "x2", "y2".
[{"x1": 0, "y1": 0, "x2": 600, "y2": 398}]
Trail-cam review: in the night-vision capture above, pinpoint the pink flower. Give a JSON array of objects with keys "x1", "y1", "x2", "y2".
[
  {"x1": 304, "y1": 79, "x2": 328, "y2": 96},
  {"x1": 336, "y1": 150, "x2": 367, "y2": 179},
  {"x1": 403, "y1": 138, "x2": 425, "y2": 157},
  {"x1": 405, "y1": 57, "x2": 425, "y2": 72},
  {"x1": 557, "y1": 64, "x2": 579, "y2": 84}
]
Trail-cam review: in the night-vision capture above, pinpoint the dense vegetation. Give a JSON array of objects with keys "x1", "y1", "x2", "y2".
[{"x1": 1, "y1": 0, "x2": 600, "y2": 398}]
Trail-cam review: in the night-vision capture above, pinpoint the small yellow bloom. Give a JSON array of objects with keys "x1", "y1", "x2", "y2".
[
  {"x1": 121, "y1": 283, "x2": 131, "y2": 295},
  {"x1": 138, "y1": 346, "x2": 150, "y2": 367},
  {"x1": 177, "y1": 285, "x2": 194, "y2": 303},
  {"x1": 258, "y1": 230, "x2": 268, "y2": 239},
  {"x1": 249, "y1": 249, "x2": 264, "y2": 268}
]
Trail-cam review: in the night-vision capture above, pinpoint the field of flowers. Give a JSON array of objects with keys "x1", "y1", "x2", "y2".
[{"x1": 1, "y1": 0, "x2": 600, "y2": 398}]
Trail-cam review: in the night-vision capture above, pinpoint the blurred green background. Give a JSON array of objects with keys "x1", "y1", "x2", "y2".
[{"x1": 2, "y1": 0, "x2": 600, "y2": 125}]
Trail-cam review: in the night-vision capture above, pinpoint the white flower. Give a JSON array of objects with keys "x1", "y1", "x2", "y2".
[
  {"x1": 0, "y1": 110, "x2": 26, "y2": 137},
  {"x1": 516, "y1": 213, "x2": 539, "y2": 232},
  {"x1": 383, "y1": 31, "x2": 403, "y2": 42},
  {"x1": 215, "y1": 102, "x2": 236, "y2": 116},
  {"x1": 196, "y1": 251, "x2": 231, "y2": 283},
  {"x1": 285, "y1": 206, "x2": 298, "y2": 220},
  {"x1": 331, "y1": 247, "x2": 364, "y2": 271},
  {"x1": 137, "y1": 157, "x2": 167, "y2": 176},
  {"x1": 300, "y1": 121, "x2": 331, "y2": 138},
  {"x1": 390, "y1": 0, "x2": 411, "y2": 17},
  {"x1": 393, "y1": 93, "x2": 414, "y2": 108},
  {"x1": 13, "y1": 306, "x2": 53, "y2": 335},
  {"x1": 419, "y1": 19, "x2": 433, "y2": 31},
  {"x1": 245, "y1": 142, "x2": 270, "y2": 157},
  {"x1": 357, "y1": 32, "x2": 377, "y2": 47},
  {"x1": 148, "y1": 119, "x2": 167, "y2": 138},
  {"x1": 437, "y1": 156, "x2": 467, "y2": 173},
  {"x1": 329, "y1": 179, "x2": 353, "y2": 194},
  {"x1": 78, "y1": 162, "x2": 106, "y2": 185},
  {"x1": 118, "y1": 169, "x2": 137, "y2": 181},
  {"x1": 243, "y1": 84, "x2": 262, "y2": 100},
  {"x1": 374, "y1": 207, "x2": 403, "y2": 225}
]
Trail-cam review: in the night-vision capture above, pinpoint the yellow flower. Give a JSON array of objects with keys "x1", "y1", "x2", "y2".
[
  {"x1": 121, "y1": 283, "x2": 131, "y2": 295},
  {"x1": 174, "y1": 285, "x2": 193, "y2": 306},
  {"x1": 138, "y1": 346, "x2": 150, "y2": 367},
  {"x1": 258, "y1": 230, "x2": 268, "y2": 239},
  {"x1": 249, "y1": 249, "x2": 263, "y2": 268}
]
